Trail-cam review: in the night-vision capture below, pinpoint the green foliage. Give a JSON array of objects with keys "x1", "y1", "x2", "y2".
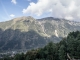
[
  {"x1": 66, "y1": 31, "x2": 80, "y2": 59},
  {"x1": 0, "y1": 31, "x2": 80, "y2": 60},
  {"x1": 14, "y1": 53, "x2": 24, "y2": 60},
  {"x1": 59, "y1": 45, "x2": 67, "y2": 60},
  {"x1": 59, "y1": 31, "x2": 80, "y2": 59}
]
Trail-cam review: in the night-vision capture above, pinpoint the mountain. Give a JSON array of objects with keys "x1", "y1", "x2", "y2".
[{"x1": 0, "y1": 16, "x2": 80, "y2": 51}]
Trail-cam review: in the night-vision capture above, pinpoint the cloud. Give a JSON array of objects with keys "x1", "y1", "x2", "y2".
[
  {"x1": 22, "y1": 0, "x2": 80, "y2": 20},
  {"x1": 10, "y1": 14, "x2": 15, "y2": 17},
  {"x1": 11, "y1": 0, "x2": 17, "y2": 4}
]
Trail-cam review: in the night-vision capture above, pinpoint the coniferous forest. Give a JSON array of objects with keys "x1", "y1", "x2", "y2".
[{"x1": 0, "y1": 31, "x2": 80, "y2": 60}]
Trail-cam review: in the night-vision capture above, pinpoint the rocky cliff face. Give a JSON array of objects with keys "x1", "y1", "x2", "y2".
[{"x1": 0, "y1": 16, "x2": 80, "y2": 51}]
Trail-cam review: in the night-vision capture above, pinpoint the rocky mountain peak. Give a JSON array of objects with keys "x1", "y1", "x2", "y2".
[
  {"x1": 38, "y1": 17, "x2": 61, "y2": 21},
  {"x1": 13, "y1": 16, "x2": 35, "y2": 22}
]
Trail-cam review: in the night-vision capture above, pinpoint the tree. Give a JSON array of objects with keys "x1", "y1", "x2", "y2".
[
  {"x1": 14, "y1": 53, "x2": 24, "y2": 60},
  {"x1": 59, "y1": 45, "x2": 67, "y2": 60}
]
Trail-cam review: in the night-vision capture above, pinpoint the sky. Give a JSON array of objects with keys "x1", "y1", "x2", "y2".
[{"x1": 0, "y1": 0, "x2": 80, "y2": 22}]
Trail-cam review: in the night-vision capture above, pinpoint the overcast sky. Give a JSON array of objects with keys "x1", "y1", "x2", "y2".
[{"x1": 0, "y1": 0, "x2": 80, "y2": 22}]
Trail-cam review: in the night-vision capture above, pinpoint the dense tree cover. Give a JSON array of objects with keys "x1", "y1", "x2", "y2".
[
  {"x1": 0, "y1": 31, "x2": 80, "y2": 60},
  {"x1": 66, "y1": 31, "x2": 80, "y2": 59}
]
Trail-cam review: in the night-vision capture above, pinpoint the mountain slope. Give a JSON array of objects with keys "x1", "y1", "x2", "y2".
[
  {"x1": 1, "y1": 16, "x2": 80, "y2": 37},
  {"x1": 38, "y1": 17, "x2": 80, "y2": 37},
  {"x1": 0, "y1": 16, "x2": 80, "y2": 51}
]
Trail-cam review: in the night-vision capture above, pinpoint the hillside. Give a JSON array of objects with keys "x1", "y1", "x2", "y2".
[
  {"x1": 1, "y1": 16, "x2": 80, "y2": 37},
  {"x1": 0, "y1": 16, "x2": 80, "y2": 51},
  {"x1": 1, "y1": 31, "x2": 80, "y2": 60}
]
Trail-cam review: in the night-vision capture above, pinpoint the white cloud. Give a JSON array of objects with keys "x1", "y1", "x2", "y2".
[
  {"x1": 11, "y1": 0, "x2": 17, "y2": 4},
  {"x1": 22, "y1": 0, "x2": 80, "y2": 21},
  {"x1": 10, "y1": 14, "x2": 15, "y2": 17}
]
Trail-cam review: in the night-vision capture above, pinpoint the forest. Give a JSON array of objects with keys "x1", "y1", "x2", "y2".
[{"x1": 0, "y1": 31, "x2": 80, "y2": 60}]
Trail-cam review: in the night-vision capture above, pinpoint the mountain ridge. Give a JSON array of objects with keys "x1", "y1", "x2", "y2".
[
  {"x1": 0, "y1": 16, "x2": 80, "y2": 37},
  {"x1": 0, "y1": 16, "x2": 80, "y2": 51}
]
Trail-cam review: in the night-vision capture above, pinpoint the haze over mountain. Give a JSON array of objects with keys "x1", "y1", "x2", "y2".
[{"x1": 0, "y1": 16, "x2": 80, "y2": 51}]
